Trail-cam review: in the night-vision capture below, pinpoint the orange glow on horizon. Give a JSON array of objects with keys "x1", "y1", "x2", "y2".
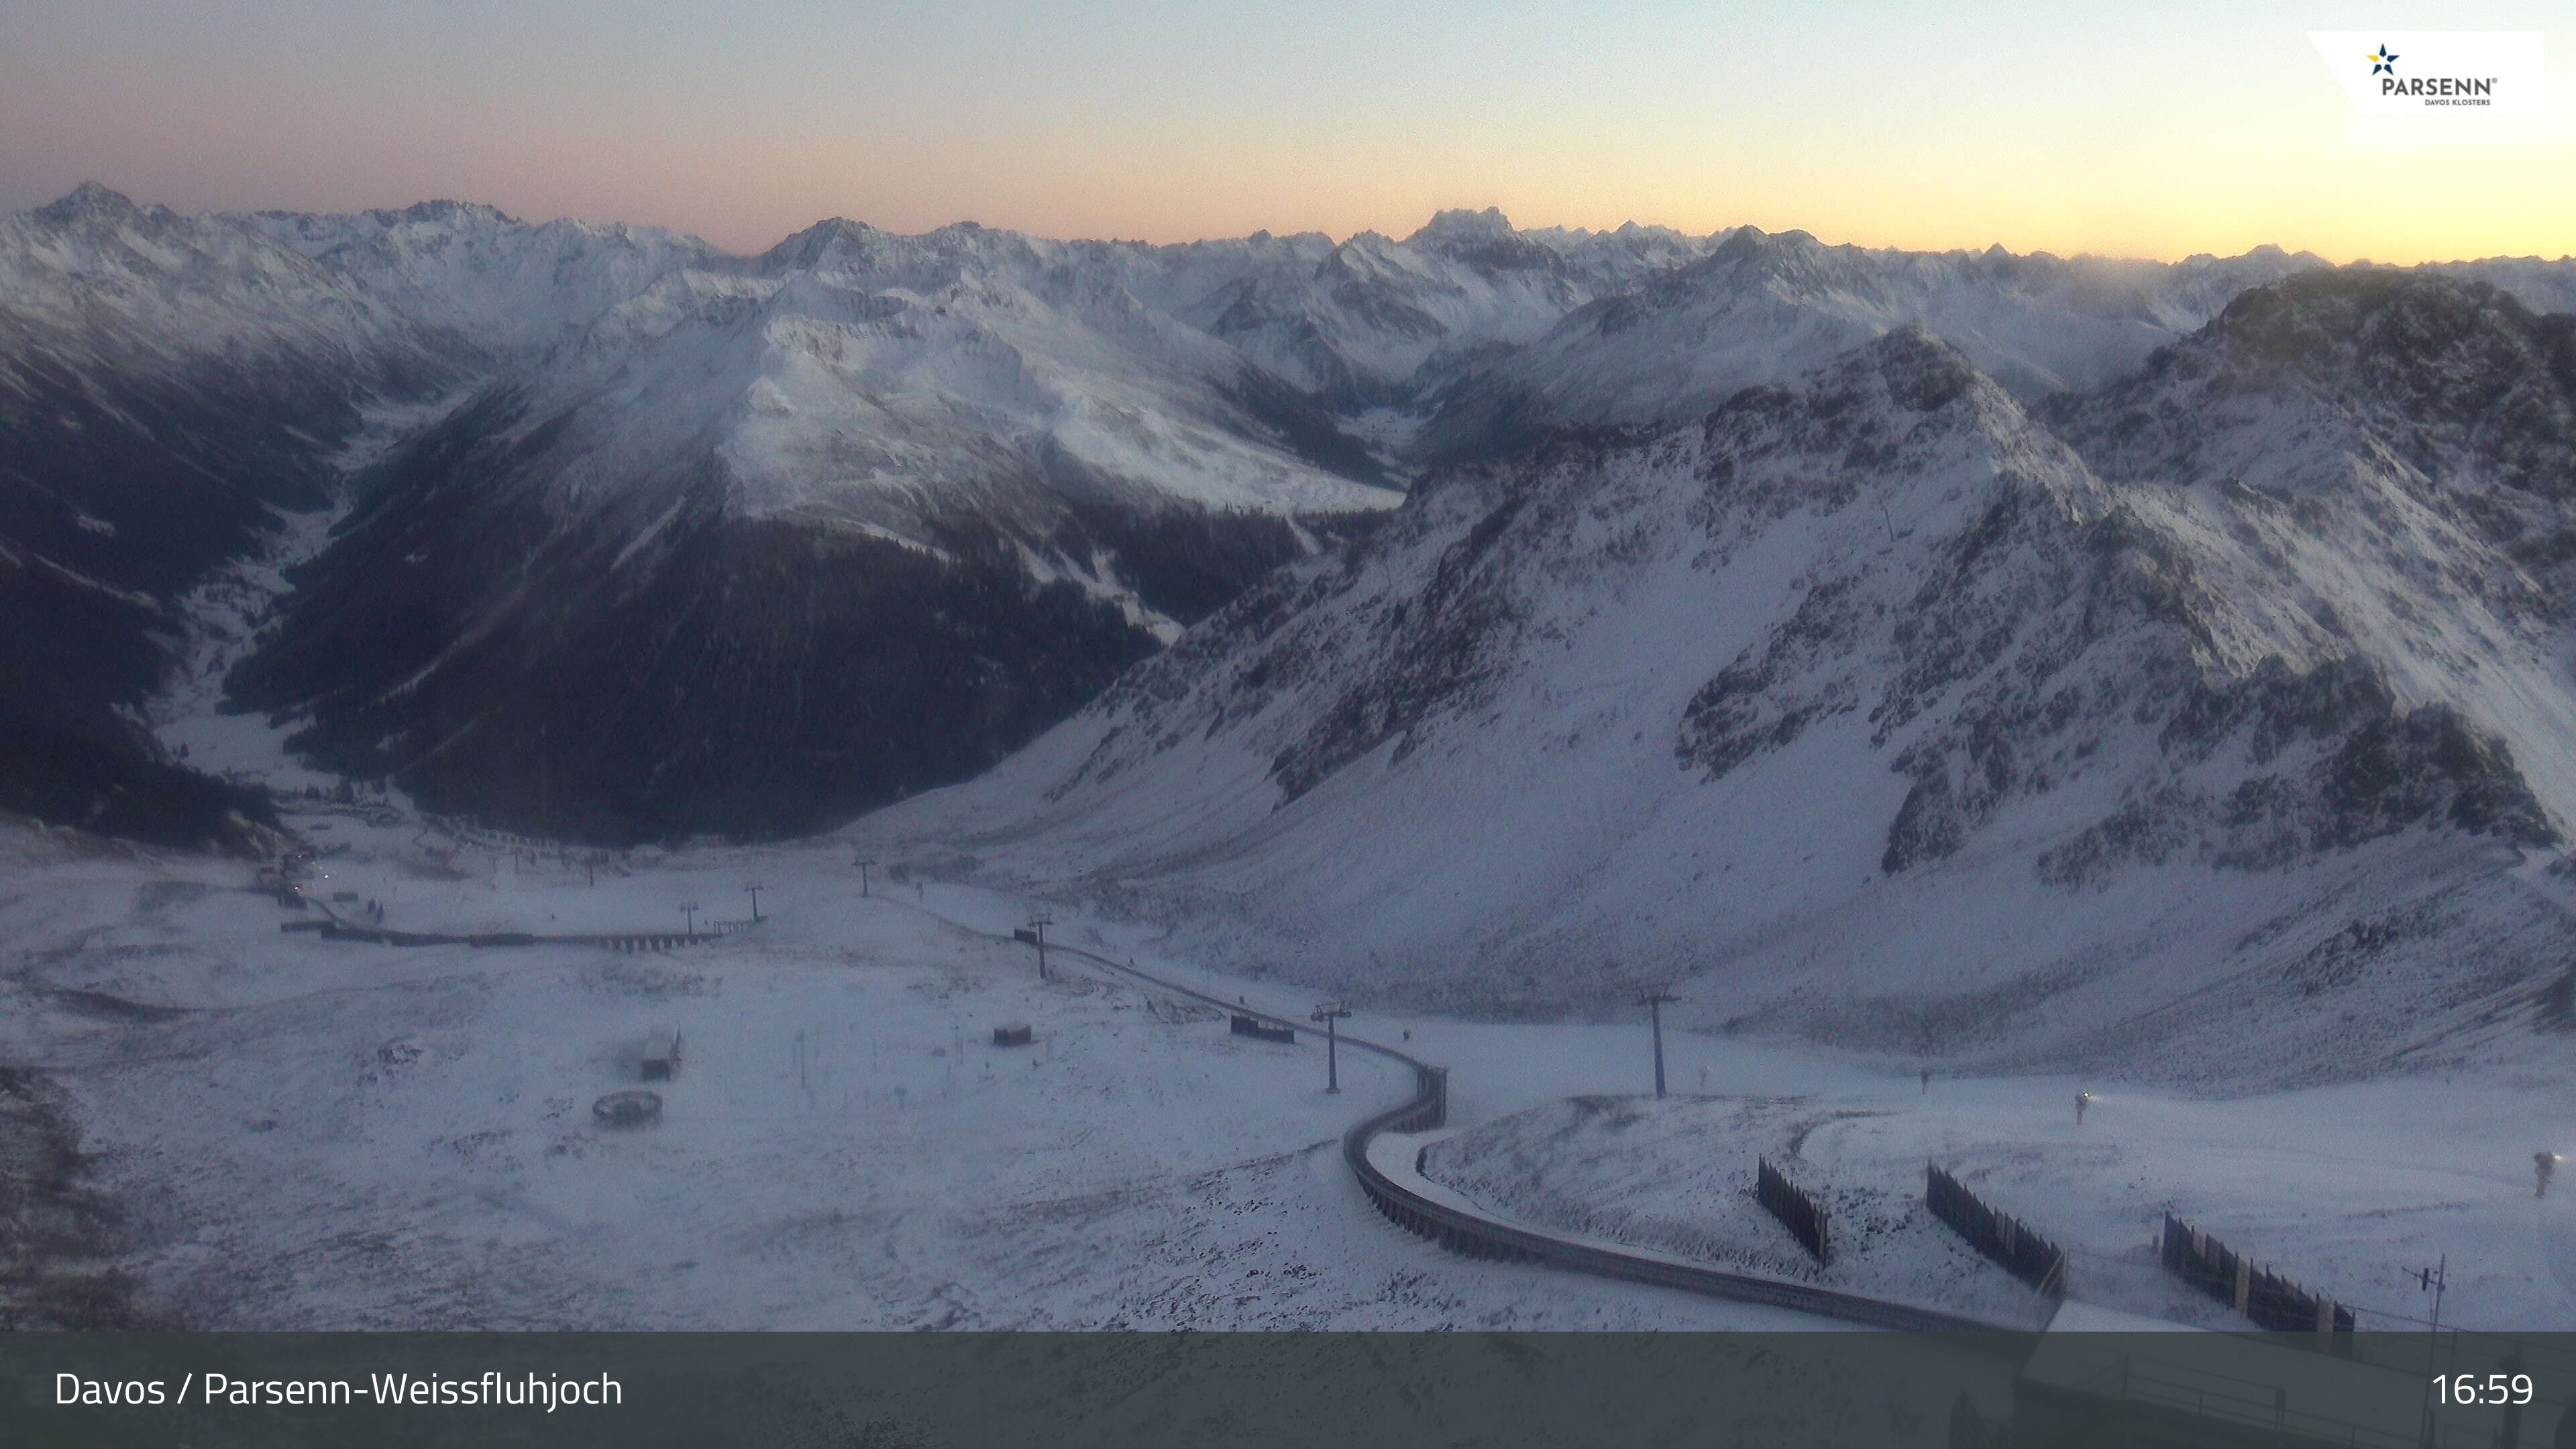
[{"x1": 3, "y1": 3, "x2": 2569, "y2": 268}]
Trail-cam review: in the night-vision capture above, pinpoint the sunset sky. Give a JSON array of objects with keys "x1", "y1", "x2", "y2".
[{"x1": 3, "y1": 0, "x2": 2568, "y2": 262}]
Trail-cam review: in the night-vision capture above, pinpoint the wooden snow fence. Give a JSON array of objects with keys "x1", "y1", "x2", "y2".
[
  {"x1": 1756, "y1": 1157, "x2": 1830, "y2": 1265},
  {"x1": 1925, "y1": 1164, "x2": 2066, "y2": 1297},
  {"x1": 2160, "y1": 1211, "x2": 2356, "y2": 1342}
]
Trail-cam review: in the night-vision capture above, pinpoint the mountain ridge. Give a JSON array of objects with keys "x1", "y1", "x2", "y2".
[
  {"x1": 7, "y1": 182, "x2": 2575, "y2": 851},
  {"x1": 846, "y1": 274, "x2": 2576, "y2": 1085}
]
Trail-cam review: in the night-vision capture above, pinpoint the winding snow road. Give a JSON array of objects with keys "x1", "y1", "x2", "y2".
[{"x1": 979, "y1": 926, "x2": 2004, "y2": 1332}]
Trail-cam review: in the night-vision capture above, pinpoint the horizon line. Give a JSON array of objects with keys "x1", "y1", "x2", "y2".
[{"x1": 18, "y1": 180, "x2": 2576, "y2": 273}]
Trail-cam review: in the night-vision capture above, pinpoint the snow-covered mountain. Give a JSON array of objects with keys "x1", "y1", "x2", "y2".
[
  {"x1": 0, "y1": 184, "x2": 462, "y2": 846},
  {"x1": 852, "y1": 270, "x2": 2576, "y2": 1086},
  {"x1": 9, "y1": 180, "x2": 2573, "y2": 853},
  {"x1": 2431, "y1": 256, "x2": 2576, "y2": 319},
  {"x1": 1417, "y1": 229, "x2": 2331, "y2": 461},
  {"x1": 1157, "y1": 208, "x2": 1674, "y2": 412},
  {"x1": 184, "y1": 204, "x2": 1735, "y2": 842},
  {"x1": 235, "y1": 200, "x2": 716, "y2": 356},
  {"x1": 221, "y1": 213, "x2": 1418, "y2": 840}
]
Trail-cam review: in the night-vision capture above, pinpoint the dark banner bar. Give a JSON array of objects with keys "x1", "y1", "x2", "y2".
[{"x1": 4, "y1": 1330, "x2": 2569, "y2": 1448}]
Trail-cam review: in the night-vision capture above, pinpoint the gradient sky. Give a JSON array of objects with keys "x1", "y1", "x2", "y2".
[{"x1": 3, "y1": 0, "x2": 2569, "y2": 262}]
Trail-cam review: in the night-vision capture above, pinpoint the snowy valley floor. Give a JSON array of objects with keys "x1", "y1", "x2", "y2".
[
  {"x1": 5, "y1": 802, "x2": 2576, "y2": 1332},
  {"x1": 0, "y1": 815, "x2": 1804, "y2": 1330}
]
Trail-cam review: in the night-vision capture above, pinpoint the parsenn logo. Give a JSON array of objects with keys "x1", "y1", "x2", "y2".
[
  {"x1": 2308, "y1": 32, "x2": 2543, "y2": 115},
  {"x1": 2362, "y1": 40, "x2": 2498, "y2": 103}
]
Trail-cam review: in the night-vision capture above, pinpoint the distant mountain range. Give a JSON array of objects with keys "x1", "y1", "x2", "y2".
[{"x1": 5, "y1": 183, "x2": 2571, "y2": 851}]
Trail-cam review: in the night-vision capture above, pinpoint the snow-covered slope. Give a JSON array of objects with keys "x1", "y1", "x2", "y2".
[
  {"x1": 1, "y1": 184, "x2": 435, "y2": 373},
  {"x1": 1418, "y1": 230, "x2": 2329, "y2": 460},
  {"x1": 223, "y1": 216, "x2": 1410, "y2": 842},
  {"x1": 851, "y1": 272, "x2": 2576, "y2": 1087},
  {"x1": 2433, "y1": 256, "x2": 2576, "y2": 319},
  {"x1": 236, "y1": 200, "x2": 716, "y2": 356},
  {"x1": 1161, "y1": 208, "x2": 1670, "y2": 413},
  {"x1": 2045, "y1": 269, "x2": 2576, "y2": 838},
  {"x1": 0, "y1": 184, "x2": 460, "y2": 846},
  {"x1": 698, "y1": 217, "x2": 1405, "y2": 527}
]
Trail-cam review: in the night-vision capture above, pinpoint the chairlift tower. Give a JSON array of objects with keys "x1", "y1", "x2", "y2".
[
  {"x1": 1311, "y1": 1002, "x2": 1354, "y2": 1093},
  {"x1": 1027, "y1": 914, "x2": 1055, "y2": 981},
  {"x1": 1635, "y1": 985, "x2": 1680, "y2": 1099}
]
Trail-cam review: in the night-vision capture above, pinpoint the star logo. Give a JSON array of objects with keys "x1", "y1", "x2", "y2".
[{"x1": 2369, "y1": 45, "x2": 2400, "y2": 75}]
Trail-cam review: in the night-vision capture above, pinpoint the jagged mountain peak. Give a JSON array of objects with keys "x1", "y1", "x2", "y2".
[
  {"x1": 1829, "y1": 323, "x2": 1990, "y2": 405},
  {"x1": 2171, "y1": 243, "x2": 2328, "y2": 271},
  {"x1": 32, "y1": 180, "x2": 149, "y2": 226},
  {"x1": 2043, "y1": 270, "x2": 2576, "y2": 837},
  {"x1": 2191, "y1": 267, "x2": 2561, "y2": 378},
  {"x1": 1686, "y1": 324, "x2": 2043, "y2": 483},
  {"x1": 1417, "y1": 234, "x2": 2341, "y2": 464},
  {"x1": 1405, "y1": 208, "x2": 1568, "y2": 278},
  {"x1": 224, "y1": 199, "x2": 716, "y2": 357},
  {"x1": 3, "y1": 183, "x2": 434, "y2": 369},
  {"x1": 755, "y1": 216, "x2": 1075, "y2": 291},
  {"x1": 1704, "y1": 223, "x2": 1827, "y2": 262},
  {"x1": 1599, "y1": 225, "x2": 1850, "y2": 312},
  {"x1": 2065, "y1": 269, "x2": 2576, "y2": 496},
  {"x1": 760, "y1": 215, "x2": 889, "y2": 270},
  {"x1": 378, "y1": 197, "x2": 520, "y2": 229},
  {"x1": 1407, "y1": 206, "x2": 1517, "y2": 245},
  {"x1": 14, "y1": 183, "x2": 224, "y2": 261}
]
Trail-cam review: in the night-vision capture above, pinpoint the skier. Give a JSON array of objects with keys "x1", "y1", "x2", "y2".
[
  {"x1": 1921, "y1": 1067, "x2": 1931, "y2": 1095},
  {"x1": 2538, "y1": 1151, "x2": 2559, "y2": 1199},
  {"x1": 2075, "y1": 1091, "x2": 2092, "y2": 1126}
]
